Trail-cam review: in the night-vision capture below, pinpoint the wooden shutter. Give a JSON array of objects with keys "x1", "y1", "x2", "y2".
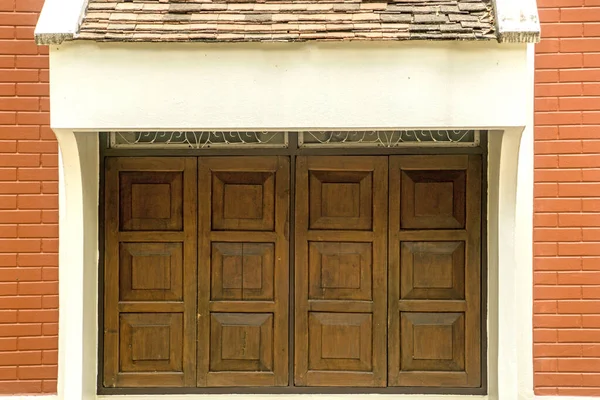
[
  {"x1": 103, "y1": 157, "x2": 197, "y2": 387},
  {"x1": 197, "y1": 156, "x2": 289, "y2": 387},
  {"x1": 388, "y1": 155, "x2": 482, "y2": 388},
  {"x1": 295, "y1": 156, "x2": 387, "y2": 387}
]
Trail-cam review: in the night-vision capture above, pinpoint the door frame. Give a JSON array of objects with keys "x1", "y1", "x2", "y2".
[{"x1": 96, "y1": 132, "x2": 489, "y2": 395}]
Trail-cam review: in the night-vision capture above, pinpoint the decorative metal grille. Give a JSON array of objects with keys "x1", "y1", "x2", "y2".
[
  {"x1": 109, "y1": 131, "x2": 288, "y2": 148},
  {"x1": 298, "y1": 130, "x2": 478, "y2": 148},
  {"x1": 108, "y1": 130, "x2": 478, "y2": 149}
]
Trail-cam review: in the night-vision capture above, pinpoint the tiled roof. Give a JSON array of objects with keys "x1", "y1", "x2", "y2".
[{"x1": 77, "y1": 0, "x2": 497, "y2": 42}]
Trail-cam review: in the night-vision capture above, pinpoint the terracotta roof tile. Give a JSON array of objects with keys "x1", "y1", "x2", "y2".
[{"x1": 77, "y1": 0, "x2": 496, "y2": 42}]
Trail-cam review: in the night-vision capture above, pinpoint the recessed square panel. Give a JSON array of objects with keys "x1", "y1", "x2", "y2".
[
  {"x1": 211, "y1": 243, "x2": 274, "y2": 301},
  {"x1": 308, "y1": 312, "x2": 372, "y2": 372},
  {"x1": 119, "y1": 313, "x2": 183, "y2": 373},
  {"x1": 400, "y1": 170, "x2": 466, "y2": 229},
  {"x1": 309, "y1": 242, "x2": 372, "y2": 301},
  {"x1": 120, "y1": 171, "x2": 183, "y2": 231},
  {"x1": 210, "y1": 313, "x2": 273, "y2": 372},
  {"x1": 309, "y1": 170, "x2": 373, "y2": 231},
  {"x1": 400, "y1": 241, "x2": 465, "y2": 300},
  {"x1": 212, "y1": 171, "x2": 275, "y2": 231},
  {"x1": 119, "y1": 243, "x2": 183, "y2": 302},
  {"x1": 400, "y1": 312, "x2": 465, "y2": 372}
]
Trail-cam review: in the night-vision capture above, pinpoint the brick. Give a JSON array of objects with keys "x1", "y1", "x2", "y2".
[
  {"x1": 559, "y1": 154, "x2": 600, "y2": 167},
  {"x1": 535, "y1": 300, "x2": 559, "y2": 313},
  {"x1": 560, "y1": 125, "x2": 600, "y2": 138},
  {"x1": 583, "y1": 228, "x2": 600, "y2": 240},
  {"x1": 558, "y1": 300, "x2": 600, "y2": 314},
  {"x1": 0, "y1": 324, "x2": 41, "y2": 337},
  {"x1": 535, "y1": 358, "x2": 558, "y2": 372},
  {"x1": 0, "y1": 295, "x2": 41, "y2": 310},
  {"x1": 17, "y1": 254, "x2": 57, "y2": 267},
  {"x1": 0, "y1": 210, "x2": 41, "y2": 223},
  {"x1": 534, "y1": 227, "x2": 582, "y2": 241},
  {"x1": 535, "y1": 329, "x2": 559, "y2": 343},
  {"x1": 560, "y1": 213, "x2": 600, "y2": 226},
  {"x1": 536, "y1": 183, "x2": 559, "y2": 197},
  {"x1": 16, "y1": 141, "x2": 56, "y2": 154},
  {"x1": 17, "y1": 336, "x2": 56, "y2": 351},
  {"x1": 541, "y1": 23, "x2": 583, "y2": 38},
  {"x1": 41, "y1": 349, "x2": 56, "y2": 364},
  {"x1": 534, "y1": 343, "x2": 582, "y2": 357},
  {"x1": 535, "y1": 243, "x2": 559, "y2": 256},
  {"x1": 17, "y1": 195, "x2": 58, "y2": 209},
  {"x1": 17, "y1": 168, "x2": 57, "y2": 181},
  {"x1": 583, "y1": 286, "x2": 600, "y2": 298},
  {"x1": 536, "y1": 140, "x2": 583, "y2": 153},
  {"x1": 0, "y1": 154, "x2": 39, "y2": 167},
  {"x1": 17, "y1": 310, "x2": 57, "y2": 323},
  {"x1": 41, "y1": 323, "x2": 56, "y2": 336},
  {"x1": 0, "y1": 380, "x2": 41, "y2": 394},
  {"x1": 559, "y1": 329, "x2": 600, "y2": 342},
  {"x1": 537, "y1": 112, "x2": 582, "y2": 125},
  {"x1": 535, "y1": 170, "x2": 582, "y2": 183},
  {"x1": 583, "y1": 258, "x2": 600, "y2": 270},
  {"x1": 558, "y1": 183, "x2": 600, "y2": 196},
  {"x1": 17, "y1": 225, "x2": 58, "y2": 238},
  {"x1": 535, "y1": 257, "x2": 582, "y2": 270},
  {"x1": 0, "y1": 239, "x2": 40, "y2": 252},
  {"x1": 534, "y1": 315, "x2": 582, "y2": 328},
  {"x1": 534, "y1": 213, "x2": 559, "y2": 227},
  {"x1": 536, "y1": 286, "x2": 582, "y2": 299},
  {"x1": 583, "y1": 315, "x2": 600, "y2": 327},
  {"x1": 559, "y1": 271, "x2": 600, "y2": 284},
  {"x1": 18, "y1": 282, "x2": 57, "y2": 295}
]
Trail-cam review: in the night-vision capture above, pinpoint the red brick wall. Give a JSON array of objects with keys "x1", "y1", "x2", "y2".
[
  {"x1": 0, "y1": 0, "x2": 58, "y2": 394},
  {"x1": 2, "y1": 0, "x2": 600, "y2": 396},
  {"x1": 534, "y1": 0, "x2": 600, "y2": 396}
]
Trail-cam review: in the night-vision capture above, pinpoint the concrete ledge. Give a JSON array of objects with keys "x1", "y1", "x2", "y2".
[
  {"x1": 493, "y1": 0, "x2": 541, "y2": 43},
  {"x1": 34, "y1": 0, "x2": 87, "y2": 45}
]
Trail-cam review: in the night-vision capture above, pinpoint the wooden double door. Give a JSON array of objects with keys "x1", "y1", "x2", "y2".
[{"x1": 103, "y1": 155, "x2": 482, "y2": 390}]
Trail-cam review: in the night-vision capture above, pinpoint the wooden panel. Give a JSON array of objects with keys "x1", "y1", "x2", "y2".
[
  {"x1": 295, "y1": 156, "x2": 387, "y2": 387},
  {"x1": 119, "y1": 171, "x2": 183, "y2": 231},
  {"x1": 211, "y1": 243, "x2": 274, "y2": 301},
  {"x1": 210, "y1": 313, "x2": 273, "y2": 372},
  {"x1": 309, "y1": 242, "x2": 372, "y2": 301},
  {"x1": 104, "y1": 157, "x2": 197, "y2": 388},
  {"x1": 388, "y1": 155, "x2": 481, "y2": 388},
  {"x1": 119, "y1": 242, "x2": 183, "y2": 302},
  {"x1": 308, "y1": 312, "x2": 372, "y2": 372},
  {"x1": 309, "y1": 170, "x2": 372, "y2": 231},
  {"x1": 198, "y1": 157, "x2": 289, "y2": 387},
  {"x1": 400, "y1": 241, "x2": 465, "y2": 300},
  {"x1": 212, "y1": 170, "x2": 274, "y2": 231},
  {"x1": 400, "y1": 169, "x2": 466, "y2": 230},
  {"x1": 119, "y1": 313, "x2": 183, "y2": 373}
]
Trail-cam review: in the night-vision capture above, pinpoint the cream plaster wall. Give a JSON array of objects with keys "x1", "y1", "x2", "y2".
[
  {"x1": 48, "y1": 41, "x2": 528, "y2": 131},
  {"x1": 15, "y1": 40, "x2": 553, "y2": 400}
]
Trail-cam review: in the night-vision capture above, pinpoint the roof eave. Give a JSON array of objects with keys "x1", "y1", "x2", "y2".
[
  {"x1": 493, "y1": 0, "x2": 541, "y2": 43},
  {"x1": 34, "y1": 0, "x2": 88, "y2": 45}
]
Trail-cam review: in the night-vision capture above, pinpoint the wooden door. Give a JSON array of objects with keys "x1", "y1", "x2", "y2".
[
  {"x1": 104, "y1": 157, "x2": 198, "y2": 387},
  {"x1": 295, "y1": 156, "x2": 387, "y2": 387},
  {"x1": 197, "y1": 157, "x2": 289, "y2": 387},
  {"x1": 388, "y1": 155, "x2": 482, "y2": 387}
]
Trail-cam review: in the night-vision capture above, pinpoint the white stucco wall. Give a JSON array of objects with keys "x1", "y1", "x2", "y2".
[
  {"x1": 18, "y1": 39, "x2": 551, "y2": 400},
  {"x1": 48, "y1": 41, "x2": 528, "y2": 131}
]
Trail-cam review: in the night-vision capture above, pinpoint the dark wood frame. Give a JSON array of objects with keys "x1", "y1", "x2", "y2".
[{"x1": 97, "y1": 131, "x2": 489, "y2": 395}]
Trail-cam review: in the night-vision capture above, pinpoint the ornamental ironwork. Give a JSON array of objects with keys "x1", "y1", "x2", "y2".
[
  {"x1": 298, "y1": 130, "x2": 478, "y2": 148},
  {"x1": 109, "y1": 131, "x2": 288, "y2": 148},
  {"x1": 108, "y1": 130, "x2": 478, "y2": 149}
]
